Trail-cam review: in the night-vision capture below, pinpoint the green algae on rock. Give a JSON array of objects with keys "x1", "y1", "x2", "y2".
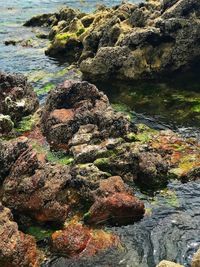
[{"x1": 25, "y1": 0, "x2": 200, "y2": 82}]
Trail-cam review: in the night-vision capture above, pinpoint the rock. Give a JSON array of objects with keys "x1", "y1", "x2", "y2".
[
  {"x1": 70, "y1": 163, "x2": 111, "y2": 188},
  {"x1": 84, "y1": 192, "x2": 145, "y2": 225},
  {"x1": 51, "y1": 221, "x2": 120, "y2": 258},
  {"x1": 24, "y1": 13, "x2": 57, "y2": 27},
  {"x1": 30, "y1": 0, "x2": 200, "y2": 81},
  {"x1": 2, "y1": 147, "x2": 71, "y2": 223},
  {"x1": 93, "y1": 176, "x2": 132, "y2": 198},
  {"x1": 192, "y1": 248, "x2": 200, "y2": 267},
  {"x1": 0, "y1": 114, "x2": 14, "y2": 135},
  {"x1": 0, "y1": 72, "x2": 39, "y2": 124},
  {"x1": 156, "y1": 260, "x2": 184, "y2": 267},
  {"x1": 0, "y1": 203, "x2": 39, "y2": 267},
  {"x1": 0, "y1": 137, "x2": 29, "y2": 183},
  {"x1": 136, "y1": 151, "x2": 169, "y2": 189},
  {"x1": 41, "y1": 80, "x2": 134, "y2": 150}
]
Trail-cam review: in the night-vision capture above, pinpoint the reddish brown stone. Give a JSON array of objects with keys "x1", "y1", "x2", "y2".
[
  {"x1": 0, "y1": 203, "x2": 39, "y2": 267},
  {"x1": 51, "y1": 223, "x2": 91, "y2": 257},
  {"x1": 84, "y1": 192, "x2": 145, "y2": 225},
  {"x1": 2, "y1": 147, "x2": 71, "y2": 223},
  {"x1": 94, "y1": 176, "x2": 131, "y2": 197},
  {"x1": 49, "y1": 108, "x2": 75, "y2": 123},
  {"x1": 51, "y1": 221, "x2": 120, "y2": 258}
]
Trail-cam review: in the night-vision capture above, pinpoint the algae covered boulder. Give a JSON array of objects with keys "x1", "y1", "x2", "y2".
[{"x1": 29, "y1": 0, "x2": 200, "y2": 81}]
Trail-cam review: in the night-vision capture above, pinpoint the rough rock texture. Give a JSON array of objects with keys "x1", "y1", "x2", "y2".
[
  {"x1": 0, "y1": 203, "x2": 39, "y2": 267},
  {"x1": 0, "y1": 72, "x2": 39, "y2": 124},
  {"x1": 192, "y1": 248, "x2": 200, "y2": 267},
  {"x1": 26, "y1": 0, "x2": 200, "y2": 81},
  {"x1": 156, "y1": 260, "x2": 184, "y2": 267},
  {"x1": 83, "y1": 176, "x2": 145, "y2": 225},
  {"x1": 2, "y1": 146, "x2": 74, "y2": 223},
  {"x1": 0, "y1": 137, "x2": 29, "y2": 184},
  {"x1": 84, "y1": 192, "x2": 145, "y2": 225},
  {"x1": 51, "y1": 221, "x2": 120, "y2": 258},
  {"x1": 41, "y1": 80, "x2": 200, "y2": 191},
  {"x1": 0, "y1": 114, "x2": 14, "y2": 135},
  {"x1": 41, "y1": 80, "x2": 135, "y2": 150}
]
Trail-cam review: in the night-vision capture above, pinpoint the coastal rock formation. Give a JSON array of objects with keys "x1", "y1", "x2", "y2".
[
  {"x1": 0, "y1": 72, "x2": 39, "y2": 127},
  {"x1": 25, "y1": 0, "x2": 200, "y2": 81},
  {"x1": 1, "y1": 136, "x2": 144, "y2": 226},
  {"x1": 0, "y1": 203, "x2": 39, "y2": 267},
  {"x1": 41, "y1": 80, "x2": 135, "y2": 150},
  {"x1": 41, "y1": 80, "x2": 200, "y2": 190}
]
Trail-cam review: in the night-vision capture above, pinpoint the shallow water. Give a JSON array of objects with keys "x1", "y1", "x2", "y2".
[
  {"x1": 44, "y1": 181, "x2": 200, "y2": 267},
  {"x1": 0, "y1": 1, "x2": 200, "y2": 267}
]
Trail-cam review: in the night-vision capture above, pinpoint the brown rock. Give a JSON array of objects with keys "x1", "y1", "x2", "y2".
[
  {"x1": 41, "y1": 80, "x2": 134, "y2": 150},
  {"x1": 0, "y1": 203, "x2": 39, "y2": 267},
  {"x1": 84, "y1": 192, "x2": 145, "y2": 225},
  {"x1": 51, "y1": 221, "x2": 120, "y2": 258},
  {"x1": 2, "y1": 147, "x2": 71, "y2": 223},
  {"x1": 192, "y1": 248, "x2": 200, "y2": 267}
]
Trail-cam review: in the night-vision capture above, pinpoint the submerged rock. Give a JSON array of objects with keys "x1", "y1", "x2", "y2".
[
  {"x1": 0, "y1": 203, "x2": 39, "y2": 267},
  {"x1": 0, "y1": 72, "x2": 39, "y2": 124},
  {"x1": 51, "y1": 221, "x2": 120, "y2": 258},
  {"x1": 26, "y1": 0, "x2": 200, "y2": 81}
]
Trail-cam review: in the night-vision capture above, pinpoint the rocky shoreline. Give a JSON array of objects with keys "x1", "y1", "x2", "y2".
[
  {"x1": 1, "y1": 0, "x2": 200, "y2": 266},
  {"x1": 24, "y1": 0, "x2": 200, "y2": 82},
  {"x1": 0, "y1": 71, "x2": 199, "y2": 266}
]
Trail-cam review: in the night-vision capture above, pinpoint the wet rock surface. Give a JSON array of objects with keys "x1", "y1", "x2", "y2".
[
  {"x1": 0, "y1": 202, "x2": 39, "y2": 267},
  {"x1": 26, "y1": 0, "x2": 200, "y2": 81},
  {"x1": 51, "y1": 221, "x2": 120, "y2": 258}
]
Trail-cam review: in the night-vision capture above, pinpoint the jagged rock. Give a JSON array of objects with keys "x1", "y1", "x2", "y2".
[
  {"x1": 2, "y1": 147, "x2": 72, "y2": 223},
  {"x1": 28, "y1": 0, "x2": 200, "y2": 81},
  {"x1": 24, "y1": 13, "x2": 57, "y2": 27},
  {"x1": 0, "y1": 137, "x2": 29, "y2": 183},
  {"x1": 0, "y1": 114, "x2": 14, "y2": 135},
  {"x1": 0, "y1": 203, "x2": 39, "y2": 267},
  {"x1": 84, "y1": 192, "x2": 145, "y2": 225},
  {"x1": 41, "y1": 80, "x2": 134, "y2": 150},
  {"x1": 0, "y1": 72, "x2": 39, "y2": 124},
  {"x1": 83, "y1": 176, "x2": 145, "y2": 226}
]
